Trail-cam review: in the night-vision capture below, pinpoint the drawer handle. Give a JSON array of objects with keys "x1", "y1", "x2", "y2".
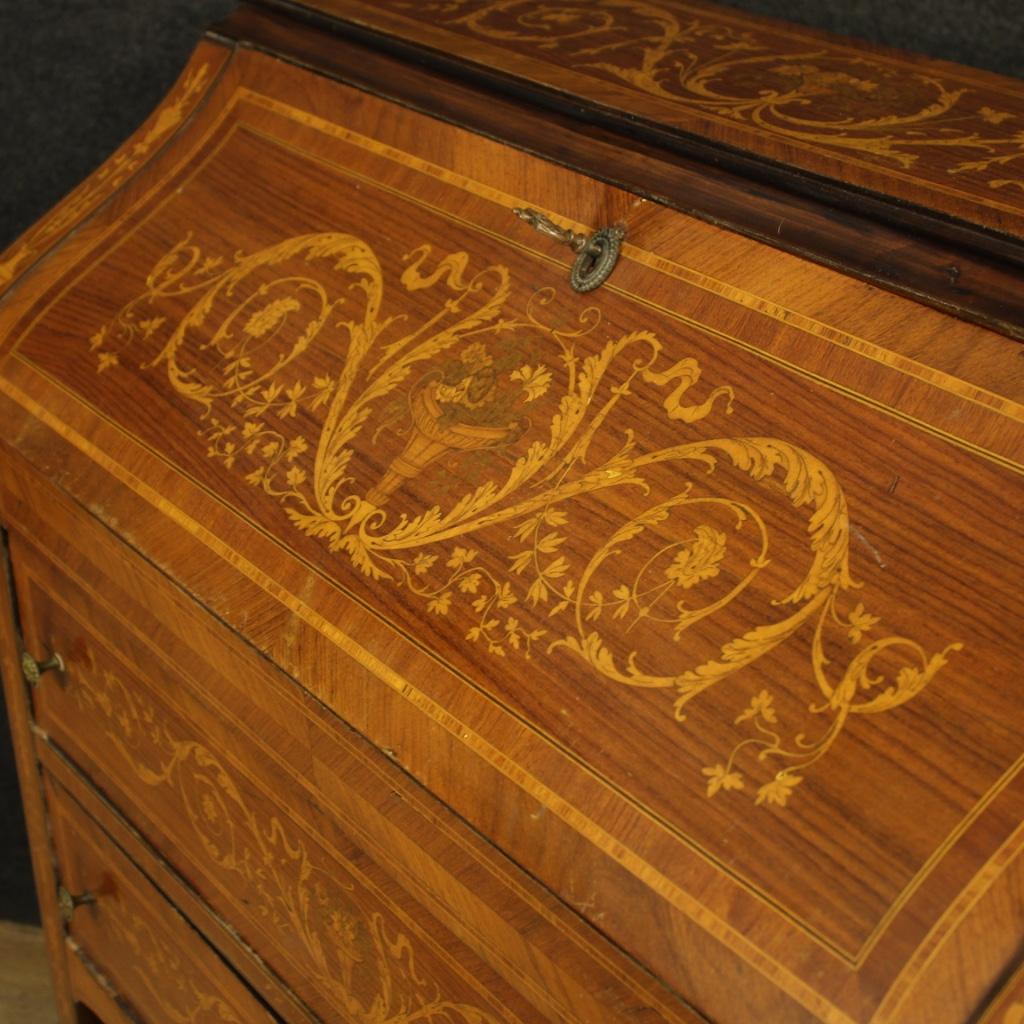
[
  {"x1": 57, "y1": 884, "x2": 96, "y2": 923},
  {"x1": 513, "y1": 207, "x2": 624, "y2": 292},
  {"x1": 21, "y1": 649, "x2": 65, "y2": 687}
]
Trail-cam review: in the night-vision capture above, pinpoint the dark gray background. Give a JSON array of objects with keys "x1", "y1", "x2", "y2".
[{"x1": 0, "y1": 0, "x2": 1020, "y2": 924}]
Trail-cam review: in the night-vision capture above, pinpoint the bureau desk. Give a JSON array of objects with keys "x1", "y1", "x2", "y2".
[{"x1": 2, "y1": 3, "x2": 1023, "y2": 1022}]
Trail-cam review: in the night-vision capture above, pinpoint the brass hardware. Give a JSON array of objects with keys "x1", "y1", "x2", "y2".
[
  {"x1": 513, "y1": 208, "x2": 624, "y2": 292},
  {"x1": 57, "y1": 884, "x2": 96, "y2": 923},
  {"x1": 21, "y1": 649, "x2": 64, "y2": 687},
  {"x1": 513, "y1": 207, "x2": 590, "y2": 252},
  {"x1": 570, "y1": 226, "x2": 624, "y2": 293}
]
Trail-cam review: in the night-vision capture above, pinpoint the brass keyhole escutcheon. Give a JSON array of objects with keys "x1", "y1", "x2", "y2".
[
  {"x1": 21, "y1": 649, "x2": 64, "y2": 688},
  {"x1": 569, "y1": 225, "x2": 624, "y2": 293},
  {"x1": 513, "y1": 208, "x2": 624, "y2": 292}
]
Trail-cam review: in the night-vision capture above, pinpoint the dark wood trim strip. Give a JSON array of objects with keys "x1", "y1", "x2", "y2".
[{"x1": 212, "y1": 2, "x2": 1024, "y2": 342}]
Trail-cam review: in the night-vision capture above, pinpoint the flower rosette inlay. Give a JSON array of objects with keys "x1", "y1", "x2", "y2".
[{"x1": 665, "y1": 525, "x2": 727, "y2": 589}]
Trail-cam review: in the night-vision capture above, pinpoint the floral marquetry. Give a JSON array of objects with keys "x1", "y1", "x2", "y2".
[
  {"x1": 80, "y1": 229, "x2": 960, "y2": 808},
  {"x1": 69, "y1": 660, "x2": 506, "y2": 1024},
  {"x1": 304, "y1": 0, "x2": 1024, "y2": 236}
]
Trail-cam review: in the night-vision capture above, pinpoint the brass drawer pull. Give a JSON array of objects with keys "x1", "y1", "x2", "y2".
[
  {"x1": 57, "y1": 884, "x2": 96, "y2": 923},
  {"x1": 21, "y1": 649, "x2": 64, "y2": 687},
  {"x1": 513, "y1": 207, "x2": 624, "y2": 292}
]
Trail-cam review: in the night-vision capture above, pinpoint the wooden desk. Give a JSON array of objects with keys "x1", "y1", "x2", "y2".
[{"x1": 2, "y1": 4, "x2": 1022, "y2": 1021}]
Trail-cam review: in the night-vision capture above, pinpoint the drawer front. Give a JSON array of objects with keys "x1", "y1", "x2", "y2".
[
  {"x1": 13, "y1": 527, "x2": 690, "y2": 1024},
  {"x1": 43, "y1": 771, "x2": 277, "y2": 1024}
]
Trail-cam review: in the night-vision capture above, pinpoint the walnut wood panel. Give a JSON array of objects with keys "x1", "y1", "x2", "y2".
[
  {"x1": 284, "y1": 0, "x2": 1024, "y2": 240},
  {"x1": 12, "y1": 530, "x2": 694, "y2": 1024},
  {"x1": 43, "y1": 742, "x2": 320, "y2": 1024},
  {"x1": 2, "y1": 45, "x2": 1019, "y2": 407},
  {"x1": 1, "y1": 41, "x2": 1022, "y2": 1024},
  {"x1": 219, "y1": 4, "x2": 1024, "y2": 343},
  {"x1": 43, "y1": 773, "x2": 280, "y2": 1024}
]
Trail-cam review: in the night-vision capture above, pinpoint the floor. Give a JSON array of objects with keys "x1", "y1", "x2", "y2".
[{"x1": 0, "y1": 921, "x2": 59, "y2": 1024}]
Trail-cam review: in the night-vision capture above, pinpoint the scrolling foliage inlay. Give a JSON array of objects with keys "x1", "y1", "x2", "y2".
[
  {"x1": 74, "y1": 664, "x2": 503, "y2": 1024},
  {"x1": 87, "y1": 231, "x2": 960, "y2": 808},
  {"x1": 99, "y1": 904, "x2": 246, "y2": 1024},
  {"x1": 389, "y1": 0, "x2": 1024, "y2": 195}
]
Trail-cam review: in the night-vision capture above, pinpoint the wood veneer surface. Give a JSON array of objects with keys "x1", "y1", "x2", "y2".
[
  {"x1": 44, "y1": 775, "x2": 280, "y2": 1024},
  {"x1": 218, "y1": 4, "x2": 1024, "y2": 344},
  {"x1": 289, "y1": 0, "x2": 1024, "y2": 239},
  {"x1": 0, "y1": 35, "x2": 1021, "y2": 1024},
  {"x1": 13, "y1": 526, "x2": 691, "y2": 1024}
]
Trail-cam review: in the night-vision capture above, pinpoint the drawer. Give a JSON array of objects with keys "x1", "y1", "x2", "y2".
[
  {"x1": 13, "y1": 526, "x2": 692, "y2": 1024},
  {"x1": 43, "y1": 770, "x2": 278, "y2": 1024}
]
